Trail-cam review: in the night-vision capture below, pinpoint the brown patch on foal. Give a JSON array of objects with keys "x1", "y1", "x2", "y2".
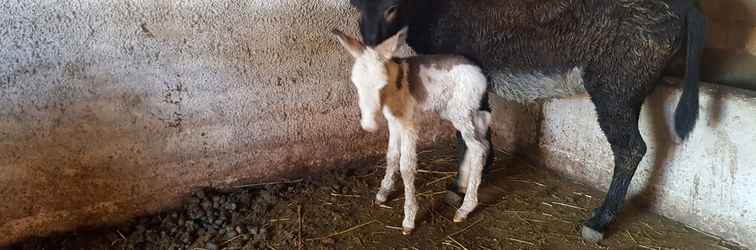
[
  {"x1": 380, "y1": 55, "x2": 473, "y2": 123},
  {"x1": 380, "y1": 61, "x2": 415, "y2": 120},
  {"x1": 398, "y1": 59, "x2": 428, "y2": 104}
]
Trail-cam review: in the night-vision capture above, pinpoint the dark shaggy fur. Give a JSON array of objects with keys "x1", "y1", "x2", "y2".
[{"x1": 350, "y1": 0, "x2": 705, "y2": 242}]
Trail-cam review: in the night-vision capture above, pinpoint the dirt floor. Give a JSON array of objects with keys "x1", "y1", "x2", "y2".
[{"x1": 9, "y1": 146, "x2": 747, "y2": 250}]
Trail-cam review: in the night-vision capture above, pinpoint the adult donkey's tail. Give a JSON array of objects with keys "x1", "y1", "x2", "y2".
[{"x1": 674, "y1": 2, "x2": 705, "y2": 140}]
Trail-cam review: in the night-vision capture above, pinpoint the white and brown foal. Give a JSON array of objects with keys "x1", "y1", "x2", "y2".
[{"x1": 332, "y1": 27, "x2": 492, "y2": 235}]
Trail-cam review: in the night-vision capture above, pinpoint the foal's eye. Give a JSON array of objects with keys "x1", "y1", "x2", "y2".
[{"x1": 384, "y1": 6, "x2": 399, "y2": 21}]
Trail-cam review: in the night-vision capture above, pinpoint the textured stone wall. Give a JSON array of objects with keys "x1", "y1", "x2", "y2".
[{"x1": 0, "y1": 0, "x2": 464, "y2": 245}]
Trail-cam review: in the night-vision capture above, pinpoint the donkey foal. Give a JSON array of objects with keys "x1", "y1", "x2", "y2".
[{"x1": 332, "y1": 27, "x2": 491, "y2": 235}]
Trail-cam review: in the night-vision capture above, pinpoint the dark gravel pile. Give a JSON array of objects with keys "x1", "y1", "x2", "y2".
[
  {"x1": 12, "y1": 184, "x2": 299, "y2": 250},
  {"x1": 121, "y1": 188, "x2": 279, "y2": 250}
]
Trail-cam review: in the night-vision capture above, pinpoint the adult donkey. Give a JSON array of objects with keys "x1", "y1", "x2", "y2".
[{"x1": 350, "y1": 0, "x2": 705, "y2": 242}]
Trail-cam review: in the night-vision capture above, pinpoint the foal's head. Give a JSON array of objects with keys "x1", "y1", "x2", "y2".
[
  {"x1": 350, "y1": 0, "x2": 411, "y2": 46},
  {"x1": 331, "y1": 27, "x2": 408, "y2": 132}
]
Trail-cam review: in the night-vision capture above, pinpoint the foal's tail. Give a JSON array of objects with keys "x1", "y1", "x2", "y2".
[{"x1": 673, "y1": 2, "x2": 705, "y2": 140}]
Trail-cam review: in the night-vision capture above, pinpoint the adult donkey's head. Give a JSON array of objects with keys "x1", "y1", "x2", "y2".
[{"x1": 350, "y1": 0, "x2": 412, "y2": 46}]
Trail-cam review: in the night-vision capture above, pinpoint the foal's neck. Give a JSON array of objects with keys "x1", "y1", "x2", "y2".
[{"x1": 380, "y1": 59, "x2": 415, "y2": 119}]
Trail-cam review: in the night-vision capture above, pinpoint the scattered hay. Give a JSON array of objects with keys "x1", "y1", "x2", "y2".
[{"x1": 11, "y1": 146, "x2": 745, "y2": 250}]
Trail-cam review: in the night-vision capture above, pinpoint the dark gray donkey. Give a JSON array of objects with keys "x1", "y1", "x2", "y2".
[{"x1": 349, "y1": 0, "x2": 705, "y2": 242}]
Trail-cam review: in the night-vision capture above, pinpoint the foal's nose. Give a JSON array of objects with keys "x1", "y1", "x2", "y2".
[{"x1": 360, "y1": 118, "x2": 379, "y2": 133}]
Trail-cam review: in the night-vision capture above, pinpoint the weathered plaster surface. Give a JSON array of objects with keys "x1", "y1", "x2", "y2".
[
  {"x1": 488, "y1": 95, "x2": 542, "y2": 154},
  {"x1": 0, "y1": 0, "x2": 463, "y2": 245},
  {"x1": 537, "y1": 79, "x2": 756, "y2": 248}
]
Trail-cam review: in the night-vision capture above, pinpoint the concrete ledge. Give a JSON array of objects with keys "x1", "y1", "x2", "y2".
[{"x1": 535, "y1": 78, "x2": 756, "y2": 248}]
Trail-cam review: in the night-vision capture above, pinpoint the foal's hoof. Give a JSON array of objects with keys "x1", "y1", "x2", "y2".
[
  {"x1": 402, "y1": 227, "x2": 414, "y2": 235},
  {"x1": 581, "y1": 225, "x2": 604, "y2": 243},
  {"x1": 453, "y1": 214, "x2": 466, "y2": 223},
  {"x1": 453, "y1": 209, "x2": 469, "y2": 223},
  {"x1": 375, "y1": 191, "x2": 390, "y2": 205}
]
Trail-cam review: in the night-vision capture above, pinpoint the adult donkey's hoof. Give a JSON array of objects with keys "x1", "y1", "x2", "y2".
[
  {"x1": 581, "y1": 225, "x2": 604, "y2": 243},
  {"x1": 443, "y1": 190, "x2": 463, "y2": 208}
]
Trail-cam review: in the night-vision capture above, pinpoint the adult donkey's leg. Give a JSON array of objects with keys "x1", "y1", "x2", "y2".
[
  {"x1": 454, "y1": 131, "x2": 471, "y2": 192},
  {"x1": 479, "y1": 95, "x2": 495, "y2": 176},
  {"x1": 582, "y1": 95, "x2": 647, "y2": 242}
]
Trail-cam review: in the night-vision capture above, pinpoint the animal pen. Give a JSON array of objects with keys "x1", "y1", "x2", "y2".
[{"x1": 1, "y1": 0, "x2": 755, "y2": 250}]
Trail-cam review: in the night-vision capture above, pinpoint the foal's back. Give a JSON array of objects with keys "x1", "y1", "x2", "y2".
[{"x1": 396, "y1": 55, "x2": 488, "y2": 116}]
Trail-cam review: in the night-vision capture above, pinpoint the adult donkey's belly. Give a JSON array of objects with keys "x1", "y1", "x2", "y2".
[{"x1": 407, "y1": 0, "x2": 683, "y2": 102}]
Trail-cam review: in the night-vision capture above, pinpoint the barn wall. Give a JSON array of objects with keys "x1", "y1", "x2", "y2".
[
  {"x1": 0, "y1": 0, "x2": 478, "y2": 245},
  {"x1": 2, "y1": 0, "x2": 754, "y2": 247},
  {"x1": 536, "y1": 78, "x2": 756, "y2": 249}
]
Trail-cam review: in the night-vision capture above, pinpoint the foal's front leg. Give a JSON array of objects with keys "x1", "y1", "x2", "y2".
[
  {"x1": 376, "y1": 121, "x2": 401, "y2": 204},
  {"x1": 398, "y1": 125, "x2": 419, "y2": 235}
]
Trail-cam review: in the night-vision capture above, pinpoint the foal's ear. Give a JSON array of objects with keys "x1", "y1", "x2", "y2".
[
  {"x1": 375, "y1": 26, "x2": 408, "y2": 59},
  {"x1": 332, "y1": 28, "x2": 365, "y2": 58}
]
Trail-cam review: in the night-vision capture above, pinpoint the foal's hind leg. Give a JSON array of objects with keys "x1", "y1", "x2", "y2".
[
  {"x1": 446, "y1": 95, "x2": 494, "y2": 206},
  {"x1": 451, "y1": 111, "x2": 491, "y2": 222}
]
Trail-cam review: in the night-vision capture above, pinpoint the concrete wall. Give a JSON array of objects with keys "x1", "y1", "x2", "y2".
[
  {"x1": 536, "y1": 78, "x2": 756, "y2": 248},
  {"x1": 0, "y1": 0, "x2": 469, "y2": 245}
]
